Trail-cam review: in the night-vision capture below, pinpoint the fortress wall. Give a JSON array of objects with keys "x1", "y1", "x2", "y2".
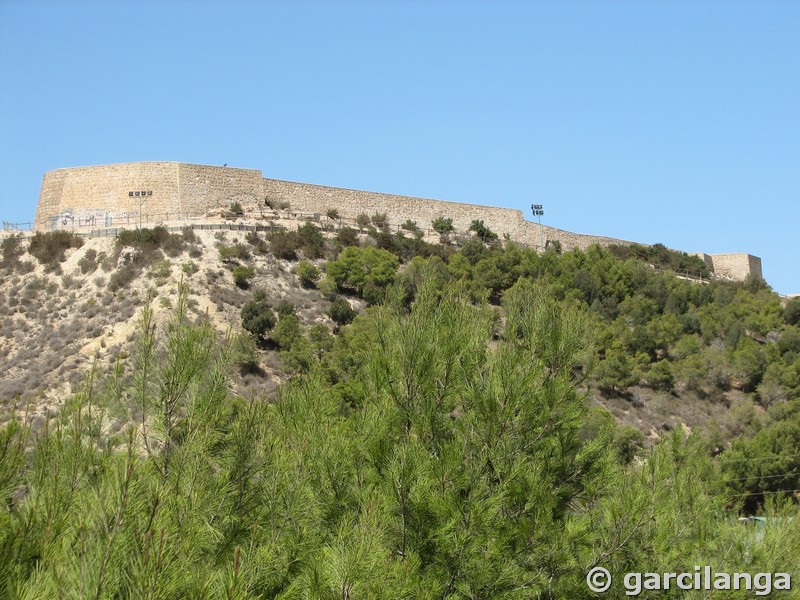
[
  {"x1": 32, "y1": 162, "x2": 763, "y2": 282},
  {"x1": 35, "y1": 162, "x2": 181, "y2": 230},
  {"x1": 262, "y1": 178, "x2": 641, "y2": 253},
  {"x1": 263, "y1": 178, "x2": 528, "y2": 239},
  {"x1": 710, "y1": 254, "x2": 763, "y2": 281},
  {"x1": 35, "y1": 169, "x2": 68, "y2": 230},
  {"x1": 178, "y1": 164, "x2": 265, "y2": 215},
  {"x1": 522, "y1": 223, "x2": 641, "y2": 251},
  {"x1": 35, "y1": 163, "x2": 266, "y2": 229}
]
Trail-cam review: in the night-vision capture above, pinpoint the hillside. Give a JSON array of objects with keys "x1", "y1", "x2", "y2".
[
  {"x1": 2, "y1": 222, "x2": 796, "y2": 438},
  {"x1": 1, "y1": 221, "x2": 799, "y2": 596}
]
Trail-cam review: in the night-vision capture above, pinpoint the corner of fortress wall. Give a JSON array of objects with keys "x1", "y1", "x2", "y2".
[
  {"x1": 33, "y1": 162, "x2": 762, "y2": 282},
  {"x1": 35, "y1": 162, "x2": 265, "y2": 230},
  {"x1": 708, "y1": 254, "x2": 763, "y2": 281}
]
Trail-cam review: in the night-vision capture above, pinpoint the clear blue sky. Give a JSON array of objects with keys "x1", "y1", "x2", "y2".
[{"x1": 1, "y1": 1, "x2": 797, "y2": 294}]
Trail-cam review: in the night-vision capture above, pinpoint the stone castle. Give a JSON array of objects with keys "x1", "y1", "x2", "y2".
[{"x1": 34, "y1": 161, "x2": 761, "y2": 281}]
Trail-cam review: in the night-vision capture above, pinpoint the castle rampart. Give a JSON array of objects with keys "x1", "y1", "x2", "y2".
[{"x1": 32, "y1": 162, "x2": 762, "y2": 282}]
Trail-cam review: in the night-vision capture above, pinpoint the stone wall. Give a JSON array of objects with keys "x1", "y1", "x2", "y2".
[
  {"x1": 33, "y1": 162, "x2": 763, "y2": 282},
  {"x1": 36, "y1": 162, "x2": 181, "y2": 230},
  {"x1": 262, "y1": 178, "x2": 528, "y2": 240},
  {"x1": 179, "y1": 164, "x2": 264, "y2": 215},
  {"x1": 708, "y1": 253, "x2": 763, "y2": 281},
  {"x1": 35, "y1": 162, "x2": 264, "y2": 230}
]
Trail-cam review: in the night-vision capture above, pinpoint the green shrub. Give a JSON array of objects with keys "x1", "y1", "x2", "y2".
[
  {"x1": 275, "y1": 300, "x2": 296, "y2": 317},
  {"x1": 218, "y1": 242, "x2": 250, "y2": 263},
  {"x1": 337, "y1": 227, "x2": 360, "y2": 248},
  {"x1": 181, "y1": 226, "x2": 198, "y2": 244},
  {"x1": 271, "y1": 313, "x2": 302, "y2": 349},
  {"x1": 0, "y1": 235, "x2": 25, "y2": 272},
  {"x1": 326, "y1": 246, "x2": 399, "y2": 301},
  {"x1": 78, "y1": 248, "x2": 98, "y2": 274},
  {"x1": 326, "y1": 208, "x2": 340, "y2": 220},
  {"x1": 268, "y1": 231, "x2": 299, "y2": 260},
  {"x1": 181, "y1": 261, "x2": 199, "y2": 276},
  {"x1": 785, "y1": 298, "x2": 800, "y2": 326},
  {"x1": 116, "y1": 226, "x2": 185, "y2": 259},
  {"x1": 108, "y1": 263, "x2": 138, "y2": 292},
  {"x1": 229, "y1": 202, "x2": 244, "y2": 216},
  {"x1": 469, "y1": 219, "x2": 498, "y2": 240},
  {"x1": 245, "y1": 231, "x2": 269, "y2": 254},
  {"x1": 355, "y1": 213, "x2": 371, "y2": 231},
  {"x1": 371, "y1": 212, "x2": 389, "y2": 229},
  {"x1": 401, "y1": 219, "x2": 419, "y2": 233},
  {"x1": 233, "y1": 332, "x2": 261, "y2": 374},
  {"x1": 645, "y1": 360, "x2": 674, "y2": 391},
  {"x1": 28, "y1": 230, "x2": 84, "y2": 270},
  {"x1": 296, "y1": 260, "x2": 320, "y2": 288},
  {"x1": 318, "y1": 275, "x2": 338, "y2": 298},
  {"x1": 241, "y1": 293, "x2": 276, "y2": 341},
  {"x1": 432, "y1": 216, "x2": 454, "y2": 234},
  {"x1": 328, "y1": 296, "x2": 357, "y2": 326},
  {"x1": 232, "y1": 265, "x2": 255, "y2": 289},
  {"x1": 296, "y1": 223, "x2": 325, "y2": 259},
  {"x1": 149, "y1": 260, "x2": 172, "y2": 279}
]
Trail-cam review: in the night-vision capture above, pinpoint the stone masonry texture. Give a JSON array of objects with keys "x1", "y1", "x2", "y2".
[{"x1": 34, "y1": 162, "x2": 761, "y2": 281}]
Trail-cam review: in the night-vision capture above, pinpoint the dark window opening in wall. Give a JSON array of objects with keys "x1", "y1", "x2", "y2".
[
  {"x1": 129, "y1": 192, "x2": 134, "y2": 197},
  {"x1": 135, "y1": 191, "x2": 140, "y2": 197},
  {"x1": 148, "y1": 191, "x2": 153, "y2": 196},
  {"x1": 129, "y1": 190, "x2": 153, "y2": 197}
]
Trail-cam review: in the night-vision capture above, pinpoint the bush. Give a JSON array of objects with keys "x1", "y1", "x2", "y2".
[
  {"x1": 328, "y1": 296, "x2": 357, "y2": 326},
  {"x1": 149, "y1": 260, "x2": 172, "y2": 280},
  {"x1": 337, "y1": 227, "x2": 360, "y2": 248},
  {"x1": 229, "y1": 202, "x2": 244, "y2": 216},
  {"x1": 28, "y1": 231, "x2": 84, "y2": 270},
  {"x1": 326, "y1": 246, "x2": 399, "y2": 301},
  {"x1": 181, "y1": 226, "x2": 198, "y2": 244},
  {"x1": 232, "y1": 265, "x2": 255, "y2": 289},
  {"x1": 78, "y1": 248, "x2": 98, "y2": 274},
  {"x1": 645, "y1": 360, "x2": 674, "y2": 391},
  {"x1": 401, "y1": 219, "x2": 418, "y2": 232},
  {"x1": 355, "y1": 213, "x2": 371, "y2": 231},
  {"x1": 326, "y1": 208, "x2": 340, "y2": 221},
  {"x1": 271, "y1": 313, "x2": 302, "y2": 349},
  {"x1": 469, "y1": 219, "x2": 498, "y2": 240},
  {"x1": 219, "y1": 242, "x2": 250, "y2": 264},
  {"x1": 296, "y1": 260, "x2": 320, "y2": 288},
  {"x1": 268, "y1": 231, "x2": 299, "y2": 260},
  {"x1": 432, "y1": 216, "x2": 454, "y2": 234},
  {"x1": 371, "y1": 212, "x2": 389, "y2": 229},
  {"x1": 241, "y1": 293, "x2": 276, "y2": 341},
  {"x1": 233, "y1": 333, "x2": 261, "y2": 375},
  {"x1": 296, "y1": 223, "x2": 326, "y2": 259},
  {"x1": 181, "y1": 261, "x2": 199, "y2": 276},
  {"x1": 245, "y1": 231, "x2": 269, "y2": 254},
  {"x1": 116, "y1": 226, "x2": 185, "y2": 259},
  {"x1": 108, "y1": 264, "x2": 139, "y2": 292},
  {"x1": 275, "y1": 300, "x2": 296, "y2": 318},
  {"x1": 0, "y1": 235, "x2": 24, "y2": 271},
  {"x1": 785, "y1": 298, "x2": 800, "y2": 326}
]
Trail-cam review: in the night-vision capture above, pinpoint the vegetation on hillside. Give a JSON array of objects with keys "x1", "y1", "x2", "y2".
[{"x1": 2, "y1": 281, "x2": 798, "y2": 597}]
